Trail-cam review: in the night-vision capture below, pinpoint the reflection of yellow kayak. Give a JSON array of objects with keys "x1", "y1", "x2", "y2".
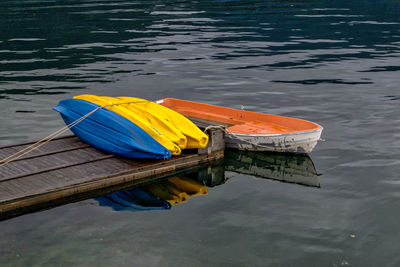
[
  {"x1": 74, "y1": 95, "x2": 182, "y2": 155},
  {"x1": 143, "y1": 184, "x2": 183, "y2": 205},
  {"x1": 168, "y1": 177, "x2": 208, "y2": 197},
  {"x1": 119, "y1": 96, "x2": 208, "y2": 149},
  {"x1": 143, "y1": 177, "x2": 208, "y2": 205},
  {"x1": 161, "y1": 181, "x2": 189, "y2": 202}
]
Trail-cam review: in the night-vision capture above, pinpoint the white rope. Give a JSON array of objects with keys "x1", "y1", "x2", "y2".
[
  {"x1": 203, "y1": 125, "x2": 226, "y2": 133},
  {"x1": 204, "y1": 124, "x2": 276, "y2": 149},
  {"x1": 0, "y1": 100, "x2": 153, "y2": 168}
]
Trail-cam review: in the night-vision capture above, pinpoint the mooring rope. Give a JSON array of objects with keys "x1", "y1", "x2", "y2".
[
  {"x1": 203, "y1": 125, "x2": 275, "y2": 149},
  {"x1": 0, "y1": 100, "x2": 152, "y2": 168}
]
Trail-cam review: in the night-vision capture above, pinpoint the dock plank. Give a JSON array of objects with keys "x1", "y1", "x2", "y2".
[
  {"x1": 0, "y1": 136, "x2": 87, "y2": 160},
  {"x1": 0, "y1": 147, "x2": 111, "y2": 181}
]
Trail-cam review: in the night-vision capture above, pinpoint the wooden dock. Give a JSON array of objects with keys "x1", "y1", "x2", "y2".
[{"x1": 0, "y1": 128, "x2": 224, "y2": 220}]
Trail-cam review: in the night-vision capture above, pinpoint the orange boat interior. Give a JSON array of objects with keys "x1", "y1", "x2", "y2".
[{"x1": 159, "y1": 98, "x2": 322, "y2": 135}]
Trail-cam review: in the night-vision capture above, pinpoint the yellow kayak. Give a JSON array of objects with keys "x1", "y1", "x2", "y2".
[
  {"x1": 118, "y1": 96, "x2": 208, "y2": 149},
  {"x1": 111, "y1": 96, "x2": 187, "y2": 148},
  {"x1": 74, "y1": 94, "x2": 183, "y2": 155}
]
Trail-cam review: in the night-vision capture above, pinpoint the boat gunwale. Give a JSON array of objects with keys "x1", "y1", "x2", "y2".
[{"x1": 159, "y1": 98, "x2": 323, "y2": 134}]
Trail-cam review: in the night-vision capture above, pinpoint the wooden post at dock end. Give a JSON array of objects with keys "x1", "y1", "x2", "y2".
[
  {"x1": 0, "y1": 128, "x2": 225, "y2": 221},
  {"x1": 198, "y1": 127, "x2": 225, "y2": 157}
]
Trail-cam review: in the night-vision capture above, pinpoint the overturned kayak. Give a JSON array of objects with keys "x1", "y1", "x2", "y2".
[
  {"x1": 53, "y1": 98, "x2": 172, "y2": 159},
  {"x1": 158, "y1": 98, "x2": 323, "y2": 154},
  {"x1": 54, "y1": 95, "x2": 209, "y2": 158},
  {"x1": 74, "y1": 95, "x2": 208, "y2": 155}
]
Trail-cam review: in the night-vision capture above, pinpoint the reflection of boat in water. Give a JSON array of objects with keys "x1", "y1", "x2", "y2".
[
  {"x1": 95, "y1": 175, "x2": 212, "y2": 211},
  {"x1": 96, "y1": 150, "x2": 319, "y2": 211},
  {"x1": 95, "y1": 187, "x2": 172, "y2": 211},
  {"x1": 224, "y1": 149, "x2": 320, "y2": 187},
  {"x1": 143, "y1": 177, "x2": 208, "y2": 205}
]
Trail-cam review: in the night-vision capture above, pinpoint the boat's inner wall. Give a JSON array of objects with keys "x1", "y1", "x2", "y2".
[{"x1": 160, "y1": 98, "x2": 322, "y2": 134}]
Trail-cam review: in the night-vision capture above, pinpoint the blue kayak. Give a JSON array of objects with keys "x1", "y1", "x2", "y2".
[{"x1": 53, "y1": 98, "x2": 171, "y2": 159}]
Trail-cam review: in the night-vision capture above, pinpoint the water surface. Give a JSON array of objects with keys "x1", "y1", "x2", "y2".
[{"x1": 1, "y1": 0, "x2": 400, "y2": 266}]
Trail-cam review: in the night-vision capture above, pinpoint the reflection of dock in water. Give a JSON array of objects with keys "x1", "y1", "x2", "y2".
[{"x1": 225, "y1": 149, "x2": 320, "y2": 187}]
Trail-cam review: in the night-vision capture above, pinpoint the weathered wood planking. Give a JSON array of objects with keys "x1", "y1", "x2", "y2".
[{"x1": 0, "y1": 128, "x2": 224, "y2": 220}]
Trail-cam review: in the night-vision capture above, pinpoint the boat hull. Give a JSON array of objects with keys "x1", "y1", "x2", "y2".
[
  {"x1": 158, "y1": 98, "x2": 323, "y2": 154},
  {"x1": 226, "y1": 128, "x2": 322, "y2": 153}
]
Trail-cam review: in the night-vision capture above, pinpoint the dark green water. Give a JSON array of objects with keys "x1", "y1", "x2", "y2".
[{"x1": 1, "y1": 0, "x2": 400, "y2": 266}]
